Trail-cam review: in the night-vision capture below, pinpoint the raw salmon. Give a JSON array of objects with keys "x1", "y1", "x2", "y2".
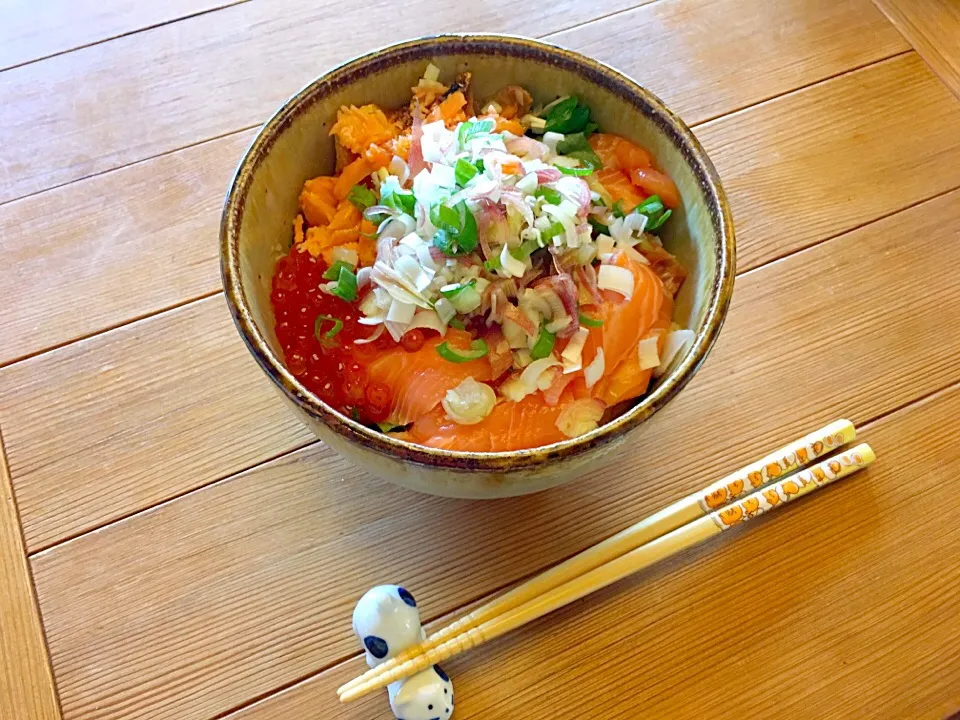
[
  {"x1": 581, "y1": 252, "x2": 665, "y2": 380},
  {"x1": 595, "y1": 168, "x2": 646, "y2": 212},
  {"x1": 399, "y1": 390, "x2": 577, "y2": 451},
  {"x1": 593, "y1": 291, "x2": 672, "y2": 406},
  {"x1": 589, "y1": 133, "x2": 654, "y2": 171},
  {"x1": 365, "y1": 331, "x2": 492, "y2": 425}
]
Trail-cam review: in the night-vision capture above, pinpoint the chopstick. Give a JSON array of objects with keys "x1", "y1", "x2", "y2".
[{"x1": 339, "y1": 419, "x2": 861, "y2": 701}]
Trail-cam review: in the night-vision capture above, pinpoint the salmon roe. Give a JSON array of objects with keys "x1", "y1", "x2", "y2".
[{"x1": 270, "y1": 245, "x2": 398, "y2": 424}]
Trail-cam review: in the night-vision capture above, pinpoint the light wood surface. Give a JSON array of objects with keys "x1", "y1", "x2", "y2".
[
  {"x1": 7, "y1": 51, "x2": 960, "y2": 553},
  {"x1": 0, "y1": 431, "x2": 61, "y2": 720},
  {"x1": 3, "y1": 0, "x2": 960, "y2": 719},
  {"x1": 0, "y1": 0, "x2": 907, "y2": 367},
  {"x1": 0, "y1": 0, "x2": 249, "y2": 72},
  {"x1": 29, "y1": 188, "x2": 960, "y2": 719},
  {"x1": 873, "y1": 0, "x2": 960, "y2": 100}
]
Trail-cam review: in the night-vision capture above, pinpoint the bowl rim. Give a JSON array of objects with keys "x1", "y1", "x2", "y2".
[{"x1": 221, "y1": 33, "x2": 735, "y2": 471}]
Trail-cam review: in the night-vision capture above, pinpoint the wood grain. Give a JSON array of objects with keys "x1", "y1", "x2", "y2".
[
  {"x1": 30, "y1": 189, "x2": 960, "y2": 720},
  {"x1": 230, "y1": 382, "x2": 960, "y2": 720},
  {"x1": 0, "y1": 130, "x2": 255, "y2": 366},
  {"x1": 697, "y1": 52, "x2": 960, "y2": 271},
  {"x1": 6, "y1": 53, "x2": 960, "y2": 552},
  {"x1": 0, "y1": 21, "x2": 934, "y2": 368},
  {"x1": 0, "y1": 430, "x2": 61, "y2": 720},
  {"x1": 0, "y1": 0, "x2": 655, "y2": 205},
  {"x1": 552, "y1": 0, "x2": 909, "y2": 123},
  {"x1": 874, "y1": 0, "x2": 960, "y2": 100},
  {"x1": 0, "y1": 0, "x2": 248, "y2": 72}
]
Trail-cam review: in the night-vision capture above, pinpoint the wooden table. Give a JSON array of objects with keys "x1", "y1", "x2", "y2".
[{"x1": 3, "y1": 1, "x2": 960, "y2": 718}]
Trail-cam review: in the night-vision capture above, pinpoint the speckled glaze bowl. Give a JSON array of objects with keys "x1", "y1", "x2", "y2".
[{"x1": 221, "y1": 34, "x2": 735, "y2": 498}]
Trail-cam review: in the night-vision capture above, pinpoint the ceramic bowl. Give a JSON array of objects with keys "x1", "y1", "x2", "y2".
[{"x1": 221, "y1": 34, "x2": 735, "y2": 498}]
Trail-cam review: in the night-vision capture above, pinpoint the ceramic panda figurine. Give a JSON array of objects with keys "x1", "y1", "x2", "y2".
[{"x1": 352, "y1": 585, "x2": 455, "y2": 720}]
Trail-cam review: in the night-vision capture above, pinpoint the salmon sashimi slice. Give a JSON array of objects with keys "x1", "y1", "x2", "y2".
[
  {"x1": 364, "y1": 331, "x2": 492, "y2": 426},
  {"x1": 589, "y1": 133, "x2": 654, "y2": 172},
  {"x1": 593, "y1": 291, "x2": 673, "y2": 406},
  {"x1": 582, "y1": 252, "x2": 665, "y2": 384},
  {"x1": 595, "y1": 168, "x2": 646, "y2": 212},
  {"x1": 399, "y1": 390, "x2": 578, "y2": 452}
]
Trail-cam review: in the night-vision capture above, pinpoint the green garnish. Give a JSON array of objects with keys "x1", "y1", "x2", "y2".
[
  {"x1": 541, "y1": 96, "x2": 593, "y2": 134},
  {"x1": 556, "y1": 132, "x2": 602, "y2": 170},
  {"x1": 328, "y1": 265, "x2": 358, "y2": 302},
  {"x1": 314, "y1": 314, "x2": 344, "y2": 343},
  {"x1": 346, "y1": 184, "x2": 377, "y2": 212},
  {"x1": 458, "y1": 119, "x2": 495, "y2": 148},
  {"x1": 322, "y1": 260, "x2": 354, "y2": 280},
  {"x1": 440, "y1": 279, "x2": 477, "y2": 298},
  {"x1": 436, "y1": 338, "x2": 489, "y2": 363},
  {"x1": 475, "y1": 159, "x2": 485, "y2": 173},
  {"x1": 455, "y1": 157, "x2": 479, "y2": 187},
  {"x1": 557, "y1": 166, "x2": 594, "y2": 177},
  {"x1": 611, "y1": 200, "x2": 626, "y2": 219},
  {"x1": 382, "y1": 187, "x2": 416, "y2": 216},
  {"x1": 578, "y1": 312, "x2": 603, "y2": 328},
  {"x1": 530, "y1": 327, "x2": 556, "y2": 360},
  {"x1": 588, "y1": 217, "x2": 610, "y2": 235},
  {"x1": 484, "y1": 256, "x2": 502, "y2": 273},
  {"x1": 540, "y1": 220, "x2": 566, "y2": 243},
  {"x1": 535, "y1": 186, "x2": 563, "y2": 205},
  {"x1": 449, "y1": 317, "x2": 466, "y2": 330},
  {"x1": 634, "y1": 194, "x2": 672, "y2": 232},
  {"x1": 376, "y1": 421, "x2": 412, "y2": 433},
  {"x1": 432, "y1": 200, "x2": 478, "y2": 256}
]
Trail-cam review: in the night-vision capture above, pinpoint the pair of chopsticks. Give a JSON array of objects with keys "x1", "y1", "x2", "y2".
[{"x1": 339, "y1": 420, "x2": 874, "y2": 702}]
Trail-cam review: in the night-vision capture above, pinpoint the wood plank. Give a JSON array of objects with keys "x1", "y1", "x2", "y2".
[
  {"x1": 0, "y1": 0, "x2": 654, "y2": 205},
  {"x1": 874, "y1": 0, "x2": 960, "y2": 100},
  {"x1": 229, "y1": 382, "x2": 960, "y2": 720},
  {"x1": 0, "y1": 8, "x2": 924, "y2": 366},
  {"x1": 30, "y1": 189, "x2": 960, "y2": 720},
  {"x1": 5, "y1": 53, "x2": 960, "y2": 551},
  {"x1": 0, "y1": 130, "x2": 255, "y2": 366},
  {"x1": 696, "y1": 52, "x2": 960, "y2": 271},
  {"x1": 551, "y1": 0, "x2": 909, "y2": 123},
  {"x1": 0, "y1": 0, "x2": 248, "y2": 72},
  {"x1": 0, "y1": 296, "x2": 316, "y2": 551},
  {"x1": 0, "y1": 431, "x2": 61, "y2": 720}
]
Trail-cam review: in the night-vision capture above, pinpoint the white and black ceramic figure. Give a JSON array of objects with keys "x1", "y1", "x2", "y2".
[
  {"x1": 388, "y1": 665, "x2": 454, "y2": 720},
  {"x1": 352, "y1": 585, "x2": 424, "y2": 667}
]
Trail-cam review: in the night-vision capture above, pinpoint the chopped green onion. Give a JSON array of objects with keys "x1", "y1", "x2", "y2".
[
  {"x1": 588, "y1": 217, "x2": 610, "y2": 236},
  {"x1": 646, "y1": 208, "x2": 672, "y2": 232},
  {"x1": 535, "y1": 186, "x2": 563, "y2": 205},
  {"x1": 455, "y1": 157, "x2": 479, "y2": 187},
  {"x1": 458, "y1": 119, "x2": 495, "y2": 148},
  {"x1": 376, "y1": 421, "x2": 412, "y2": 433},
  {"x1": 611, "y1": 200, "x2": 626, "y2": 219},
  {"x1": 329, "y1": 265, "x2": 358, "y2": 302},
  {"x1": 449, "y1": 317, "x2": 466, "y2": 330},
  {"x1": 440, "y1": 279, "x2": 477, "y2": 298},
  {"x1": 436, "y1": 338, "x2": 489, "y2": 363},
  {"x1": 541, "y1": 96, "x2": 593, "y2": 134},
  {"x1": 346, "y1": 184, "x2": 377, "y2": 212},
  {"x1": 322, "y1": 260, "x2": 354, "y2": 280},
  {"x1": 431, "y1": 200, "x2": 478, "y2": 256},
  {"x1": 633, "y1": 194, "x2": 672, "y2": 232},
  {"x1": 556, "y1": 132, "x2": 602, "y2": 170},
  {"x1": 578, "y1": 312, "x2": 603, "y2": 328},
  {"x1": 475, "y1": 158, "x2": 485, "y2": 173},
  {"x1": 557, "y1": 165, "x2": 594, "y2": 177},
  {"x1": 484, "y1": 256, "x2": 502, "y2": 273},
  {"x1": 382, "y1": 188, "x2": 416, "y2": 216},
  {"x1": 530, "y1": 327, "x2": 556, "y2": 360},
  {"x1": 314, "y1": 314, "x2": 344, "y2": 343},
  {"x1": 540, "y1": 220, "x2": 566, "y2": 242}
]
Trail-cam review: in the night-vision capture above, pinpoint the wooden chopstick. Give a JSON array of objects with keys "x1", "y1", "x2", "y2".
[
  {"x1": 339, "y1": 420, "x2": 859, "y2": 700},
  {"x1": 342, "y1": 443, "x2": 875, "y2": 701}
]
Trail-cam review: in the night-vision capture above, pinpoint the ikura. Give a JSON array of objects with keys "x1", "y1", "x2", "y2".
[{"x1": 270, "y1": 244, "x2": 396, "y2": 424}]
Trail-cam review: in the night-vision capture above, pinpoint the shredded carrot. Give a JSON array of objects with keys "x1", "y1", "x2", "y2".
[
  {"x1": 494, "y1": 117, "x2": 524, "y2": 136},
  {"x1": 329, "y1": 201, "x2": 362, "y2": 230},
  {"x1": 500, "y1": 160, "x2": 524, "y2": 175},
  {"x1": 293, "y1": 213, "x2": 305, "y2": 246},
  {"x1": 299, "y1": 187, "x2": 338, "y2": 226},
  {"x1": 358, "y1": 236, "x2": 378, "y2": 266},
  {"x1": 333, "y1": 157, "x2": 373, "y2": 200},
  {"x1": 426, "y1": 91, "x2": 467, "y2": 125},
  {"x1": 329, "y1": 104, "x2": 398, "y2": 156}
]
